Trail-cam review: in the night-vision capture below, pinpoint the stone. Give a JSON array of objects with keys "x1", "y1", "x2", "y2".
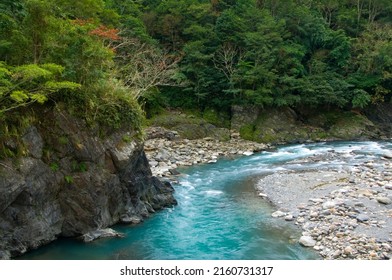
[
  {"x1": 382, "y1": 151, "x2": 392, "y2": 159},
  {"x1": 344, "y1": 246, "x2": 354, "y2": 255},
  {"x1": 376, "y1": 197, "x2": 392, "y2": 205},
  {"x1": 322, "y1": 201, "x2": 336, "y2": 209},
  {"x1": 169, "y1": 169, "x2": 181, "y2": 175},
  {"x1": 110, "y1": 141, "x2": 140, "y2": 170},
  {"x1": 271, "y1": 211, "x2": 287, "y2": 218},
  {"x1": 258, "y1": 193, "x2": 268, "y2": 198},
  {"x1": 354, "y1": 202, "x2": 365, "y2": 207},
  {"x1": 356, "y1": 214, "x2": 370, "y2": 222},
  {"x1": 22, "y1": 126, "x2": 43, "y2": 159},
  {"x1": 310, "y1": 211, "x2": 319, "y2": 218},
  {"x1": 284, "y1": 214, "x2": 294, "y2": 221},
  {"x1": 309, "y1": 198, "x2": 324, "y2": 203},
  {"x1": 299, "y1": 236, "x2": 317, "y2": 247},
  {"x1": 243, "y1": 151, "x2": 254, "y2": 156},
  {"x1": 80, "y1": 228, "x2": 125, "y2": 243},
  {"x1": 120, "y1": 215, "x2": 142, "y2": 224}
]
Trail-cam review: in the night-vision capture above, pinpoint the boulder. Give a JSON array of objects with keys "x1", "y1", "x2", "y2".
[
  {"x1": 299, "y1": 236, "x2": 317, "y2": 247},
  {"x1": 80, "y1": 228, "x2": 125, "y2": 243}
]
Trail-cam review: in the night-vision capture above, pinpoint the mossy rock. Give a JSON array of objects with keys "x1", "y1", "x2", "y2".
[
  {"x1": 148, "y1": 111, "x2": 204, "y2": 128},
  {"x1": 329, "y1": 112, "x2": 377, "y2": 140},
  {"x1": 174, "y1": 123, "x2": 230, "y2": 141},
  {"x1": 203, "y1": 108, "x2": 231, "y2": 128},
  {"x1": 239, "y1": 124, "x2": 256, "y2": 141},
  {"x1": 148, "y1": 110, "x2": 230, "y2": 141}
]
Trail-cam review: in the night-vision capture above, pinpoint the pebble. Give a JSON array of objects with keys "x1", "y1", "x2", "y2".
[
  {"x1": 322, "y1": 201, "x2": 336, "y2": 209},
  {"x1": 284, "y1": 215, "x2": 294, "y2": 221},
  {"x1": 376, "y1": 197, "x2": 392, "y2": 205},
  {"x1": 356, "y1": 214, "x2": 370, "y2": 222}
]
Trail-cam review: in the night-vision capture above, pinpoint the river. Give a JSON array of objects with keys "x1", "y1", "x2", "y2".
[{"x1": 20, "y1": 141, "x2": 392, "y2": 260}]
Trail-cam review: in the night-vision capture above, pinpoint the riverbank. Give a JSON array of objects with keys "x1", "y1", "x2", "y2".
[
  {"x1": 257, "y1": 153, "x2": 392, "y2": 260},
  {"x1": 145, "y1": 127, "x2": 392, "y2": 260},
  {"x1": 144, "y1": 127, "x2": 269, "y2": 179}
]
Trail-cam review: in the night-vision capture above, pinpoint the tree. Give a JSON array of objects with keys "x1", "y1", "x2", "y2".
[
  {"x1": 114, "y1": 38, "x2": 182, "y2": 100},
  {"x1": 0, "y1": 62, "x2": 80, "y2": 115}
]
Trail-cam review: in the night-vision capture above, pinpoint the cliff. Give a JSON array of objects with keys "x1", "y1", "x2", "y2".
[
  {"x1": 231, "y1": 105, "x2": 391, "y2": 144},
  {"x1": 0, "y1": 110, "x2": 177, "y2": 259}
]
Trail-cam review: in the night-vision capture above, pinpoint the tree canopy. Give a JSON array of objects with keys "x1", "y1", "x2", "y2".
[{"x1": 0, "y1": 0, "x2": 391, "y2": 125}]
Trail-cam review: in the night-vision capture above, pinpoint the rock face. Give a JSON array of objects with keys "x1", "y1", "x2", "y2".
[
  {"x1": 231, "y1": 105, "x2": 386, "y2": 144},
  {"x1": 365, "y1": 103, "x2": 392, "y2": 138},
  {"x1": 0, "y1": 111, "x2": 177, "y2": 259}
]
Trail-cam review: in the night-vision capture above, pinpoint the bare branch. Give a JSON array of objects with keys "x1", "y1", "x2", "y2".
[{"x1": 114, "y1": 38, "x2": 183, "y2": 99}]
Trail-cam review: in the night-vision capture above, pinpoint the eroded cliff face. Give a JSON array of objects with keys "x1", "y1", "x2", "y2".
[
  {"x1": 231, "y1": 105, "x2": 388, "y2": 144},
  {"x1": 0, "y1": 111, "x2": 176, "y2": 259}
]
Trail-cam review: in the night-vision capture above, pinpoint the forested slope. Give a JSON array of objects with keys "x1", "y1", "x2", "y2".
[{"x1": 1, "y1": 0, "x2": 392, "y2": 154}]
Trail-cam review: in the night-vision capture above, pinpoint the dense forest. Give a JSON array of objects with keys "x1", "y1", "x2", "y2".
[{"x1": 1, "y1": 0, "x2": 392, "y2": 156}]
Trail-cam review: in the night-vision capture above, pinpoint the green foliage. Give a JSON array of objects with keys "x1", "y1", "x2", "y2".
[
  {"x1": 239, "y1": 124, "x2": 256, "y2": 141},
  {"x1": 0, "y1": 0, "x2": 391, "y2": 160},
  {"x1": 71, "y1": 160, "x2": 88, "y2": 172},
  {"x1": 142, "y1": 0, "x2": 391, "y2": 112},
  {"x1": 64, "y1": 175, "x2": 74, "y2": 184},
  {"x1": 352, "y1": 89, "x2": 371, "y2": 109},
  {"x1": 65, "y1": 78, "x2": 144, "y2": 133},
  {"x1": 0, "y1": 62, "x2": 81, "y2": 115},
  {"x1": 49, "y1": 162, "x2": 59, "y2": 172}
]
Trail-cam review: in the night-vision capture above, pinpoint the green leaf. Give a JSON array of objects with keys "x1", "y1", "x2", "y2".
[
  {"x1": 13, "y1": 64, "x2": 53, "y2": 81},
  {"x1": 30, "y1": 93, "x2": 48, "y2": 104},
  {"x1": 40, "y1": 63, "x2": 65, "y2": 75},
  {"x1": 44, "y1": 81, "x2": 81, "y2": 91},
  {"x1": 10, "y1": 90, "x2": 29, "y2": 103}
]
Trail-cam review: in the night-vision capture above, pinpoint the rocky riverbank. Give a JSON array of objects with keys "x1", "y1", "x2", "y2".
[
  {"x1": 144, "y1": 127, "x2": 269, "y2": 179},
  {"x1": 145, "y1": 127, "x2": 392, "y2": 260},
  {"x1": 257, "y1": 152, "x2": 392, "y2": 260}
]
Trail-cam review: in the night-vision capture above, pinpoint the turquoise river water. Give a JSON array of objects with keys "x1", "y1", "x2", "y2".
[{"x1": 19, "y1": 141, "x2": 392, "y2": 260}]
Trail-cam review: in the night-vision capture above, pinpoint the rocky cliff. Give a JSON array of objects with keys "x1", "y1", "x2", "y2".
[
  {"x1": 232, "y1": 105, "x2": 390, "y2": 144},
  {"x1": 0, "y1": 110, "x2": 177, "y2": 259}
]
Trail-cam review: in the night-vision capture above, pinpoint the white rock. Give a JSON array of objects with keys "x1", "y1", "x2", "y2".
[
  {"x1": 299, "y1": 236, "x2": 317, "y2": 247},
  {"x1": 243, "y1": 151, "x2": 254, "y2": 156},
  {"x1": 322, "y1": 201, "x2": 336, "y2": 209},
  {"x1": 284, "y1": 215, "x2": 294, "y2": 221},
  {"x1": 309, "y1": 198, "x2": 324, "y2": 203},
  {"x1": 271, "y1": 211, "x2": 287, "y2": 218}
]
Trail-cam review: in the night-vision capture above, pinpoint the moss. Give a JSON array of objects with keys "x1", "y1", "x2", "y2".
[
  {"x1": 148, "y1": 111, "x2": 204, "y2": 128},
  {"x1": 259, "y1": 132, "x2": 278, "y2": 144},
  {"x1": 240, "y1": 124, "x2": 256, "y2": 141},
  {"x1": 202, "y1": 108, "x2": 231, "y2": 128}
]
